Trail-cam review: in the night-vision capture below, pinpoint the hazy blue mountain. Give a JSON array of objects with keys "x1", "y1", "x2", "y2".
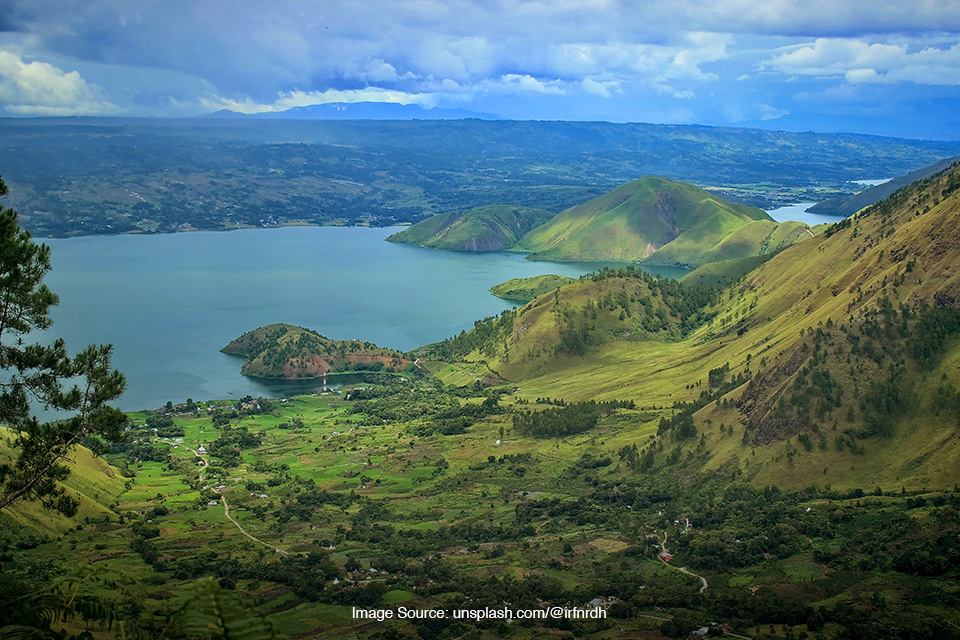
[
  {"x1": 808, "y1": 155, "x2": 960, "y2": 216},
  {"x1": 206, "y1": 102, "x2": 500, "y2": 120}
]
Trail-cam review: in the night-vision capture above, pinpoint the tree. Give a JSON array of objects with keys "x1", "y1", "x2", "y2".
[{"x1": 0, "y1": 176, "x2": 126, "y2": 517}]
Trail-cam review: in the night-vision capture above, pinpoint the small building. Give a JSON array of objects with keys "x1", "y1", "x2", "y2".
[{"x1": 659, "y1": 551, "x2": 673, "y2": 562}]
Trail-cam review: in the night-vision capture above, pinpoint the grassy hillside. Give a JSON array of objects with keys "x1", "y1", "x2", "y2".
[
  {"x1": 0, "y1": 426, "x2": 125, "y2": 539},
  {"x1": 680, "y1": 254, "x2": 772, "y2": 288},
  {"x1": 385, "y1": 204, "x2": 555, "y2": 251},
  {"x1": 422, "y1": 267, "x2": 716, "y2": 381},
  {"x1": 434, "y1": 164, "x2": 960, "y2": 491},
  {"x1": 488, "y1": 274, "x2": 575, "y2": 301},
  {"x1": 656, "y1": 218, "x2": 815, "y2": 267},
  {"x1": 222, "y1": 323, "x2": 411, "y2": 379},
  {"x1": 517, "y1": 176, "x2": 775, "y2": 265}
]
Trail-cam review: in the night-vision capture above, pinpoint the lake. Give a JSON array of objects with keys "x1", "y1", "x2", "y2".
[
  {"x1": 42, "y1": 226, "x2": 683, "y2": 412},
  {"x1": 765, "y1": 202, "x2": 844, "y2": 227}
]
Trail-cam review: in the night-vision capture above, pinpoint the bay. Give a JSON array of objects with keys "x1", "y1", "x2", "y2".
[
  {"x1": 765, "y1": 202, "x2": 846, "y2": 227},
  {"x1": 41, "y1": 226, "x2": 646, "y2": 412}
]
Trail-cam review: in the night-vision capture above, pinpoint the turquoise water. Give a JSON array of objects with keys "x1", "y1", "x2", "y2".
[{"x1": 42, "y1": 226, "x2": 672, "y2": 411}]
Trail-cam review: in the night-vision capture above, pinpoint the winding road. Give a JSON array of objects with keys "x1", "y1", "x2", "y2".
[
  {"x1": 157, "y1": 440, "x2": 288, "y2": 555},
  {"x1": 658, "y1": 532, "x2": 708, "y2": 593}
]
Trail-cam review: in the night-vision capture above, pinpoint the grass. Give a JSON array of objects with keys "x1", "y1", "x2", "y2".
[
  {"x1": 489, "y1": 274, "x2": 575, "y2": 302},
  {"x1": 0, "y1": 427, "x2": 126, "y2": 538},
  {"x1": 520, "y1": 176, "x2": 771, "y2": 264},
  {"x1": 387, "y1": 204, "x2": 554, "y2": 251}
]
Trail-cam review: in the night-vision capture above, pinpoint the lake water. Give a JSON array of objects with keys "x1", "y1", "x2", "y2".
[
  {"x1": 42, "y1": 226, "x2": 679, "y2": 412},
  {"x1": 766, "y1": 202, "x2": 846, "y2": 227}
]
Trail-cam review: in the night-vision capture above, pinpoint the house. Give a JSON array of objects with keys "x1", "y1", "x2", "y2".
[
  {"x1": 659, "y1": 551, "x2": 673, "y2": 562},
  {"x1": 586, "y1": 596, "x2": 620, "y2": 610}
]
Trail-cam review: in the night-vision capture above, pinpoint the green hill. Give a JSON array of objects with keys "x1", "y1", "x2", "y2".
[
  {"x1": 424, "y1": 267, "x2": 716, "y2": 381},
  {"x1": 222, "y1": 323, "x2": 411, "y2": 379},
  {"x1": 427, "y1": 164, "x2": 960, "y2": 490},
  {"x1": 517, "y1": 176, "x2": 776, "y2": 265},
  {"x1": 652, "y1": 218, "x2": 815, "y2": 267},
  {"x1": 679, "y1": 254, "x2": 771, "y2": 288},
  {"x1": 488, "y1": 274, "x2": 575, "y2": 301},
  {"x1": 386, "y1": 204, "x2": 555, "y2": 251},
  {"x1": 7, "y1": 168, "x2": 960, "y2": 639},
  {"x1": 0, "y1": 427, "x2": 125, "y2": 539}
]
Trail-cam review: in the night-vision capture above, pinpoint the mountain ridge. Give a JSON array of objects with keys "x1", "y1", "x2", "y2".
[
  {"x1": 808, "y1": 155, "x2": 960, "y2": 216},
  {"x1": 390, "y1": 176, "x2": 816, "y2": 268},
  {"x1": 204, "y1": 101, "x2": 500, "y2": 121},
  {"x1": 424, "y1": 163, "x2": 960, "y2": 490}
]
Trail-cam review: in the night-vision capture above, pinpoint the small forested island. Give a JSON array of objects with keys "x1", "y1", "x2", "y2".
[{"x1": 222, "y1": 323, "x2": 411, "y2": 379}]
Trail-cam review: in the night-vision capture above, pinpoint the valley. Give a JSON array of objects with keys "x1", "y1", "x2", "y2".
[
  {"x1": 2, "y1": 162, "x2": 960, "y2": 639},
  {"x1": 4, "y1": 3, "x2": 960, "y2": 639}
]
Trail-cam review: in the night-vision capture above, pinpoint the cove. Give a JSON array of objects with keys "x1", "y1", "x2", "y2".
[{"x1": 42, "y1": 226, "x2": 681, "y2": 412}]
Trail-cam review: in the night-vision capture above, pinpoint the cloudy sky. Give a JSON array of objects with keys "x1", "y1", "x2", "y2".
[{"x1": 1, "y1": 0, "x2": 959, "y2": 138}]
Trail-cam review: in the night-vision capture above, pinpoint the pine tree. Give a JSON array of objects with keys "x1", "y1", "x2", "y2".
[{"x1": 0, "y1": 176, "x2": 126, "y2": 517}]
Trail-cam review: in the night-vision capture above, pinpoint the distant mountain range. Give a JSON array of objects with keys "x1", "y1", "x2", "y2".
[
  {"x1": 205, "y1": 102, "x2": 500, "y2": 120},
  {"x1": 808, "y1": 155, "x2": 960, "y2": 216}
]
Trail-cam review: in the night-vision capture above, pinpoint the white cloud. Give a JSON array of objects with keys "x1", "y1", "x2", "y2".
[
  {"x1": 0, "y1": 49, "x2": 119, "y2": 115},
  {"x1": 3, "y1": 0, "x2": 960, "y2": 127},
  {"x1": 476, "y1": 74, "x2": 566, "y2": 95},
  {"x1": 200, "y1": 88, "x2": 435, "y2": 114},
  {"x1": 664, "y1": 32, "x2": 730, "y2": 82},
  {"x1": 414, "y1": 36, "x2": 494, "y2": 82},
  {"x1": 757, "y1": 103, "x2": 789, "y2": 120},
  {"x1": 763, "y1": 38, "x2": 960, "y2": 85},
  {"x1": 845, "y1": 68, "x2": 884, "y2": 84},
  {"x1": 547, "y1": 34, "x2": 729, "y2": 86},
  {"x1": 581, "y1": 76, "x2": 621, "y2": 98}
]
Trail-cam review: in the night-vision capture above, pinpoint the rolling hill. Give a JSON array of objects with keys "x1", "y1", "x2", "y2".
[
  {"x1": 222, "y1": 323, "x2": 411, "y2": 379},
  {"x1": 516, "y1": 176, "x2": 808, "y2": 266},
  {"x1": 386, "y1": 204, "x2": 555, "y2": 251},
  {"x1": 426, "y1": 163, "x2": 960, "y2": 490},
  {"x1": 391, "y1": 177, "x2": 817, "y2": 268},
  {"x1": 0, "y1": 427, "x2": 125, "y2": 539}
]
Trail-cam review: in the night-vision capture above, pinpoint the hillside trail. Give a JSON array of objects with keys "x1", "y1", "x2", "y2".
[
  {"x1": 659, "y1": 532, "x2": 708, "y2": 593},
  {"x1": 157, "y1": 440, "x2": 289, "y2": 555}
]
